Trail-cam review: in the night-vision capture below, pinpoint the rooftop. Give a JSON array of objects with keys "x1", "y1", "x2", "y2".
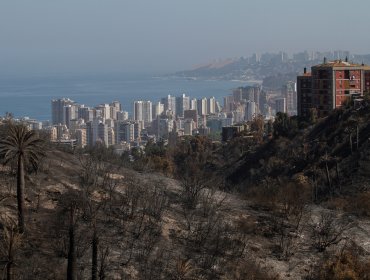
[
  {"x1": 313, "y1": 60, "x2": 370, "y2": 69},
  {"x1": 298, "y1": 72, "x2": 312, "y2": 77}
]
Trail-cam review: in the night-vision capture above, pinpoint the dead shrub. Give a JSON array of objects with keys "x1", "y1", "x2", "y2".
[
  {"x1": 311, "y1": 247, "x2": 370, "y2": 280},
  {"x1": 345, "y1": 192, "x2": 370, "y2": 217}
]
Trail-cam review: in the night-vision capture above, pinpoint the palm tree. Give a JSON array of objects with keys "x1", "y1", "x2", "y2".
[{"x1": 0, "y1": 123, "x2": 44, "y2": 233}]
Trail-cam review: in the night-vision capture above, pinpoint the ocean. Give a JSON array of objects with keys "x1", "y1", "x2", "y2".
[{"x1": 0, "y1": 74, "x2": 250, "y2": 121}]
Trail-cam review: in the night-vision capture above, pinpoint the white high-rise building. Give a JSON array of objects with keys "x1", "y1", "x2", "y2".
[
  {"x1": 207, "y1": 97, "x2": 216, "y2": 115},
  {"x1": 96, "y1": 104, "x2": 111, "y2": 120},
  {"x1": 161, "y1": 95, "x2": 176, "y2": 115},
  {"x1": 133, "y1": 101, "x2": 143, "y2": 122},
  {"x1": 92, "y1": 118, "x2": 108, "y2": 146},
  {"x1": 245, "y1": 101, "x2": 257, "y2": 121},
  {"x1": 197, "y1": 98, "x2": 208, "y2": 116},
  {"x1": 275, "y1": 98, "x2": 287, "y2": 114},
  {"x1": 152, "y1": 102, "x2": 164, "y2": 119},
  {"x1": 282, "y1": 82, "x2": 297, "y2": 115},
  {"x1": 64, "y1": 104, "x2": 79, "y2": 129},
  {"x1": 117, "y1": 111, "x2": 129, "y2": 121},
  {"x1": 190, "y1": 98, "x2": 197, "y2": 110},
  {"x1": 142, "y1": 101, "x2": 153, "y2": 125},
  {"x1": 133, "y1": 101, "x2": 152, "y2": 126},
  {"x1": 110, "y1": 101, "x2": 121, "y2": 120}
]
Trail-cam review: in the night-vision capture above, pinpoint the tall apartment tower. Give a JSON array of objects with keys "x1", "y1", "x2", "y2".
[
  {"x1": 207, "y1": 97, "x2": 216, "y2": 115},
  {"x1": 282, "y1": 81, "x2": 297, "y2": 115},
  {"x1": 64, "y1": 104, "x2": 78, "y2": 128},
  {"x1": 115, "y1": 122, "x2": 135, "y2": 143},
  {"x1": 275, "y1": 98, "x2": 287, "y2": 114},
  {"x1": 245, "y1": 101, "x2": 256, "y2": 121},
  {"x1": 78, "y1": 105, "x2": 94, "y2": 123},
  {"x1": 134, "y1": 101, "x2": 152, "y2": 125},
  {"x1": 190, "y1": 98, "x2": 197, "y2": 110},
  {"x1": 142, "y1": 101, "x2": 153, "y2": 125},
  {"x1": 51, "y1": 98, "x2": 75, "y2": 125},
  {"x1": 117, "y1": 111, "x2": 129, "y2": 121},
  {"x1": 223, "y1": 96, "x2": 235, "y2": 113},
  {"x1": 197, "y1": 98, "x2": 208, "y2": 116},
  {"x1": 297, "y1": 60, "x2": 370, "y2": 118},
  {"x1": 176, "y1": 94, "x2": 190, "y2": 118},
  {"x1": 161, "y1": 95, "x2": 176, "y2": 115},
  {"x1": 133, "y1": 101, "x2": 143, "y2": 122},
  {"x1": 95, "y1": 104, "x2": 111, "y2": 120},
  {"x1": 110, "y1": 101, "x2": 121, "y2": 120},
  {"x1": 152, "y1": 102, "x2": 164, "y2": 119}
]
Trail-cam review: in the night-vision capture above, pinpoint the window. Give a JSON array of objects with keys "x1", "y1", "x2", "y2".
[{"x1": 344, "y1": 70, "x2": 350, "y2": 79}]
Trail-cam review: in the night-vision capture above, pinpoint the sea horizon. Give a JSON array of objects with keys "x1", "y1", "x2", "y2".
[{"x1": 0, "y1": 73, "x2": 253, "y2": 122}]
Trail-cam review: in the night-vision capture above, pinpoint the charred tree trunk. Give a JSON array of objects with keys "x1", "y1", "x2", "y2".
[
  {"x1": 67, "y1": 207, "x2": 76, "y2": 280},
  {"x1": 325, "y1": 161, "x2": 331, "y2": 191},
  {"x1": 6, "y1": 261, "x2": 12, "y2": 280},
  {"x1": 92, "y1": 227, "x2": 98, "y2": 280},
  {"x1": 356, "y1": 125, "x2": 359, "y2": 150},
  {"x1": 335, "y1": 160, "x2": 340, "y2": 190}
]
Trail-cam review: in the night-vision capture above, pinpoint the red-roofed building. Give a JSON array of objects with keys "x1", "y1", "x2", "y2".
[{"x1": 297, "y1": 60, "x2": 370, "y2": 118}]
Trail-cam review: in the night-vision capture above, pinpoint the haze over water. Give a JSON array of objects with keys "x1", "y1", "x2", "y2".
[{"x1": 0, "y1": 74, "x2": 247, "y2": 121}]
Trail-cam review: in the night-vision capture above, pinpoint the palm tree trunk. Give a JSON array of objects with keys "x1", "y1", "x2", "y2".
[{"x1": 17, "y1": 155, "x2": 25, "y2": 233}]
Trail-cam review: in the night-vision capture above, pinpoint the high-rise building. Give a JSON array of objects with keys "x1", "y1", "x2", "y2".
[
  {"x1": 152, "y1": 102, "x2": 164, "y2": 119},
  {"x1": 110, "y1": 101, "x2": 121, "y2": 120},
  {"x1": 297, "y1": 60, "x2": 370, "y2": 118},
  {"x1": 233, "y1": 88, "x2": 243, "y2": 103},
  {"x1": 90, "y1": 118, "x2": 109, "y2": 146},
  {"x1": 117, "y1": 111, "x2": 129, "y2": 121},
  {"x1": 75, "y1": 128, "x2": 87, "y2": 148},
  {"x1": 184, "y1": 110, "x2": 198, "y2": 128},
  {"x1": 95, "y1": 104, "x2": 111, "y2": 120},
  {"x1": 78, "y1": 105, "x2": 94, "y2": 123},
  {"x1": 245, "y1": 101, "x2": 256, "y2": 121},
  {"x1": 161, "y1": 95, "x2": 176, "y2": 115},
  {"x1": 51, "y1": 98, "x2": 75, "y2": 125},
  {"x1": 133, "y1": 101, "x2": 143, "y2": 122},
  {"x1": 64, "y1": 104, "x2": 78, "y2": 128},
  {"x1": 115, "y1": 122, "x2": 135, "y2": 143},
  {"x1": 107, "y1": 127, "x2": 115, "y2": 146},
  {"x1": 223, "y1": 96, "x2": 235, "y2": 113},
  {"x1": 184, "y1": 119, "x2": 195, "y2": 136},
  {"x1": 207, "y1": 97, "x2": 216, "y2": 115},
  {"x1": 176, "y1": 94, "x2": 190, "y2": 118},
  {"x1": 282, "y1": 81, "x2": 297, "y2": 115},
  {"x1": 275, "y1": 98, "x2": 287, "y2": 114},
  {"x1": 142, "y1": 101, "x2": 152, "y2": 125},
  {"x1": 190, "y1": 98, "x2": 197, "y2": 110},
  {"x1": 197, "y1": 98, "x2": 208, "y2": 116},
  {"x1": 134, "y1": 101, "x2": 152, "y2": 126}
]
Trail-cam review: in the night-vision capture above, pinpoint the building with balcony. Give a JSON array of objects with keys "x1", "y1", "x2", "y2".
[{"x1": 297, "y1": 60, "x2": 370, "y2": 118}]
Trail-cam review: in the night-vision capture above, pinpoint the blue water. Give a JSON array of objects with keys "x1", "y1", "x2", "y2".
[{"x1": 0, "y1": 74, "x2": 249, "y2": 121}]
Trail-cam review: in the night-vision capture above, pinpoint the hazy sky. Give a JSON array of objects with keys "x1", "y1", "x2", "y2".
[{"x1": 1, "y1": 0, "x2": 369, "y2": 76}]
